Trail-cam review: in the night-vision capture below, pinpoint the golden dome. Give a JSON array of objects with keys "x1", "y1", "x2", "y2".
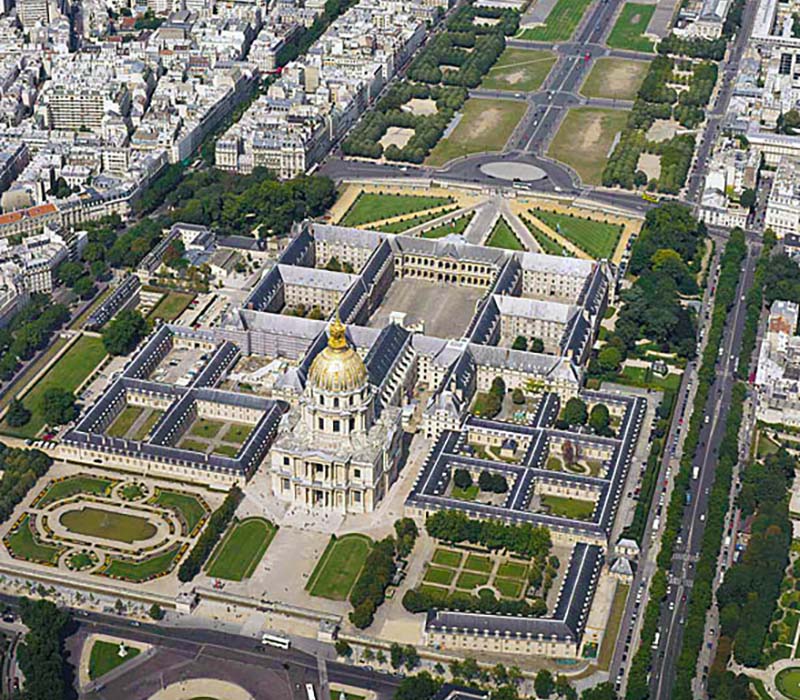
[{"x1": 307, "y1": 315, "x2": 368, "y2": 393}]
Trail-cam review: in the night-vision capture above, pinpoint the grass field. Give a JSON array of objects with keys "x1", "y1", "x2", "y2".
[
  {"x1": 88, "y1": 640, "x2": 141, "y2": 680},
  {"x1": 151, "y1": 489, "x2": 207, "y2": 533},
  {"x1": 616, "y1": 365, "x2": 682, "y2": 391},
  {"x1": 6, "y1": 516, "x2": 63, "y2": 564},
  {"x1": 547, "y1": 107, "x2": 629, "y2": 185},
  {"x1": 464, "y1": 553, "x2": 493, "y2": 573},
  {"x1": 190, "y1": 419, "x2": 224, "y2": 439},
  {"x1": 340, "y1": 193, "x2": 453, "y2": 227},
  {"x1": 2, "y1": 334, "x2": 106, "y2": 438},
  {"x1": 486, "y1": 218, "x2": 524, "y2": 250},
  {"x1": 223, "y1": 423, "x2": 253, "y2": 444},
  {"x1": 421, "y1": 213, "x2": 474, "y2": 239},
  {"x1": 131, "y1": 409, "x2": 162, "y2": 441},
  {"x1": 519, "y1": 0, "x2": 594, "y2": 41},
  {"x1": 540, "y1": 495, "x2": 596, "y2": 520},
  {"x1": 426, "y1": 98, "x2": 526, "y2": 167},
  {"x1": 148, "y1": 290, "x2": 195, "y2": 322},
  {"x1": 179, "y1": 438, "x2": 209, "y2": 453},
  {"x1": 480, "y1": 48, "x2": 556, "y2": 92},
  {"x1": 606, "y1": 3, "x2": 656, "y2": 52},
  {"x1": 598, "y1": 583, "x2": 629, "y2": 670},
  {"x1": 59, "y1": 507, "x2": 157, "y2": 543},
  {"x1": 455, "y1": 571, "x2": 490, "y2": 590},
  {"x1": 495, "y1": 578, "x2": 523, "y2": 597},
  {"x1": 776, "y1": 668, "x2": 800, "y2": 700},
  {"x1": 107, "y1": 406, "x2": 144, "y2": 438},
  {"x1": 375, "y1": 206, "x2": 458, "y2": 233},
  {"x1": 497, "y1": 561, "x2": 527, "y2": 579},
  {"x1": 532, "y1": 209, "x2": 621, "y2": 259},
  {"x1": 38, "y1": 475, "x2": 114, "y2": 506},
  {"x1": 580, "y1": 57, "x2": 651, "y2": 101},
  {"x1": 206, "y1": 517, "x2": 277, "y2": 581},
  {"x1": 306, "y1": 533, "x2": 373, "y2": 600},
  {"x1": 452, "y1": 484, "x2": 479, "y2": 500},
  {"x1": 423, "y1": 566, "x2": 456, "y2": 586},
  {"x1": 213, "y1": 444, "x2": 239, "y2": 457},
  {"x1": 432, "y1": 548, "x2": 462, "y2": 568},
  {"x1": 103, "y1": 545, "x2": 181, "y2": 582}
]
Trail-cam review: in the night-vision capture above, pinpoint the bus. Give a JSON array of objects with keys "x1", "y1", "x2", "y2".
[
  {"x1": 261, "y1": 633, "x2": 290, "y2": 649},
  {"x1": 305, "y1": 683, "x2": 317, "y2": 700}
]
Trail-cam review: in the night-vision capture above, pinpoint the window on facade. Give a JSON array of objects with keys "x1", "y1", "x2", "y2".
[
  {"x1": 333, "y1": 420, "x2": 340, "y2": 432},
  {"x1": 349, "y1": 417, "x2": 355, "y2": 431},
  {"x1": 353, "y1": 491, "x2": 361, "y2": 502},
  {"x1": 333, "y1": 397, "x2": 339, "y2": 408},
  {"x1": 283, "y1": 456, "x2": 290, "y2": 466},
  {"x1": 318, "y1": 417, "x2": 324, "y2": 430},
  {"x1": 353, "y1": 468, "x2": 361, "y2": 479}
]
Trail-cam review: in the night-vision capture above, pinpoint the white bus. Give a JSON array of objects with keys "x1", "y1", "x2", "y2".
[
  {"x1": 261, "y1": 633, "x2": 290, "y2": 649},
  {"x1": 305, "y1": 683, "x2": 317, "y2": 700}
]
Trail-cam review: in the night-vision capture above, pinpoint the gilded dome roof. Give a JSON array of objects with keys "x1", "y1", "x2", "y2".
[{"x1": 307, "y1": 316, "x2": 368, "y2": 393}]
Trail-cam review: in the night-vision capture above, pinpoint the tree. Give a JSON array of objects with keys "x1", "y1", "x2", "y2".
[
  {"x1": 6, "y1": 398, "x2": 30, "y2": 427},
  {"x1": 390, "y1": 642, "x2": 404, "y2": 669},
  {"x1": 534, "y1": 669, "x2": 555, "y2": 698},
  {"x1": 393, "y1": 672, "x2": 438, "y2": 700},
  {"x1": 511, "y1": 388, "x2": 525, "y2": 404},
  {"x1": 102, "y1": 310, "x2": 148, "y2": 356},
  {"x1": 454, "y1": 468, "x2": 473, "y2": 490},
  {"x1": 148, "y1": 603, "x2": 164, "y2": 620},
  {"x1": 740, "y1": 188, "x2": 756, "y2": 210},
  {"x1": 17, "y1": 599, "x2": 70, "y2": 700},
  {"x1": 589, "y1": 404, "x2": 611, "y2": 435},
  {"x1": 74, "y1": 276, "x2": 96, "y2": 300},
  {"x1": 512, "y1": 335, "x2": 527, "y2": 351},
  {"x1": 561, "y1": 397, "x2": 587, "y2": 426},
  {"x1": 562, "y1": 440, "x2": 575, "y2": 466},
  {"x1": 57, "y1": 260, "x2": 84, "y2": 287},
  {"x1": 530, "y1": 337, "x2": 544, "y2": 353},
  {"x1": 42, "y1": 388, "x2": 76, "y2": 425},
  {"x1": 597, "y1": 346, "x2": 622, "y2": 374},
  {"x1": 580, "y1": 682, "x2": 617, "y2": 700},
  {"x1": 334, "y1": 639, "x2": 352, "y2": 657}
]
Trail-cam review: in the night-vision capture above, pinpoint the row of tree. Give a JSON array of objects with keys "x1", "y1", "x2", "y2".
[
  {"x1": 403, "y1": 583, "x2": 547, "y2": 617},
  {"x1": 178, "y1": 486, "x2": 243, "y2": 582},
  {"x1": 17, "y1": 598, "x2": 72, "y2": 700},
  {"x1": 0, "y1": 444, "x2": 53, "y2": 524}
]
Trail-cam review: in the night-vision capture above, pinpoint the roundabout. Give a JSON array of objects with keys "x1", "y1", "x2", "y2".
[
  {"x1": 480, "y1": 161, "x2": 547, "y2": 181},
  {"x1": 148, "y1": 678, "x2": 254, "y2": 700}
]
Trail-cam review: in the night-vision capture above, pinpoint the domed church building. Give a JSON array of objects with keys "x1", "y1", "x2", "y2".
[{"x1": 269, "y1": 316, "x2": 404, "y2": 513}]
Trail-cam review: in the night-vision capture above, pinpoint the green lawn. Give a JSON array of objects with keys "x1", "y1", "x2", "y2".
[
  {"x1": 6, "y1": 516, "x2": 63, "y2": 564},
  {"x1": 38, "y1": 475, "x2": 115, "y2": 506},
  {"x1": 547, "y1": 107, "x2": 629, "y2": 185},
  {"x1": 541, "y1": 495, "x2": 596, "y2": 520},
  {"x1": 119, "y1": 483, "x2": 145, "y2": 501},
  {"x1": 497, "y1": 561, "x2": 528, "y2": 579},
  {"x1": 486, "y1": 218, "x2": 524, "y2": 250},
  {"x1": 131, "y1": 409, "x2": 162, "y2": 441},
  {"x1": 306, "y1": 534, "x2": 373, "y2": 600},
  {"x1": 495, "y1": 578, "x2": 524, "y2": 598},
  {"x1": 102, "y1": 545, "x2": 181, "y2": 582},
  {"x1": 750, "y1": 677, "x2": 774, "y2": 700},
  {"x1": 432, "y1": 548, "x2": 462, "y2": 568},
  {"x1": 776, "y1": 668, "x2": 800, "y2": 700},
  {"x1": 330, "y1": 691, "x2": 365, "y2": 700},
  {"x1": 213, "y1": 444, "x2": 239, "y2": 458},
  {"x1": 148, "y1": 291, "x2": 195, "y2": 322},
  {"x1": 606, "y1": 3, "x2": 656, "y2": 52},
  {"x1": 2, "y1": 334, "x2": 106, "y2": 438},
  {"x1": 151, "y1": 489, "x2": 207, "y2": 533},
  {"x1": 88, "y1": 640, "x2": 141, "y2": 680},
  {"x1": 375, "y1": 207, "x2": 458, "y2": 233},
  {"x1": 421, "y1": 213, "x2": 474, "y2": 239},
  {"x1": 426, "y1": 98, "x2": 527, "y2": 167},
  {"x1": 59, "y1": 507, "x2": 157, "y2": 543},
  {"x1": 580, "y1": 57, "x2": 651, "y2": 101},
  {"x1": 190, "y1": 419, "x2": 224, "y2": 439},
  {"x1": 481, "y1": 48, "x2": 556, "y2": 92},
  {"x1": 617, "y1": 365, "x2": 682, "y2": 391},
  {"x1": 340, "y1": 193, "x2": 453, "y2": 227},
  {"x1": 107, "y1": 406, "x2": 144, "y2": 438},
  {"x1": 455, "y1": 571, "x2": 490, "y2": 590},
  {"x1": 423, "y1": 566, "x2": 456, "y2": 586},
  {"x1": 464, "y1": 553, "x2": 493, "y2": 573},
  {"x1": 452, "y1": 484, "x2": 479, "y2": 501},
  {"x1": 206, "y1": 517, "x2": 277, "y2": 581},
  {"x1": 532, "y1": 210, "x2": 621, "y2": 259},
  {"x1": 524, "y1": 218, "x2": 566, "y2": 255},
  {"x1": 598, "y1": 583, "x2": 630, "y2": 670},
  {"x1": 179, "y1": 438, "x2": 209, "y2": 453},
  {"x1": 222, "y1": 423, "x2": 253, "y2": 444},
  {"x1": 519, "y1": 0, "x2": 594, "y2": 41}
]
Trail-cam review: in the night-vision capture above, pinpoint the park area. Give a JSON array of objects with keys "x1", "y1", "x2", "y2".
[
  {"x1": 528, "y1": 208, "x2": 622, "y2": 259},
  {"x1": 480, "y1": 48, "x2": 556, "y2": 92},
  {"x1": 88, "y1": 640, "x2": 142, "y2": 681},
  {"x1": 425, "y1": 98, "x2": 526, "y2": 167},
  {"x1": 580, "y1": 57, "x2": 651, "y2": 101},
  {"x1": 606, "y1": 3, "x2": 656, "y2": 52},
  {"x1": 486, "y1": 218, "x2": 524, "y2": 250},
  {"x1": 339, "y1": 192, "x2": 454, "y2": 227},
  {"x1": 306, "y1": 533, "x2": 372, "y2": 600},
  {"x1": 777, "y1": 668, "x2": 800, "y2": 700},
  {"x1": 548, "y1": 107, "x2": 629, "y2": 185},
  {"x1": 519, "y1": 0, "x2": 594, "y2": 41},
  {"x1": 1, "y1": 334, "x2": 106, "y2": 439},
  {"x1": 206, "y1": 517, "x2": 277, "y2": 581}
]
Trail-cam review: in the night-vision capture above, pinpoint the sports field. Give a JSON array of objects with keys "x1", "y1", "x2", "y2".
[
  {"x1": 606, "y1": 3, "x2": 656, "y2": 52},
  {"x1": 206, "y1": 517, "x2": 277, "y2": 581},
  {"x1": 426, "y1": 98, "x2": 526, "y2": 167},
  {"x1": 306, "y1": 533, "x2": 373, "y2": 600},
  {"x1": 532, "y1": 209, "x2": 622, "y2": 259},
  {"x1": 340, "y1": 193, "x2": 452, "y2": 226},
  {"x1": 518, "y1": 0, "x2": 594, "y2": 41},
  {"x1": 580, "y1": 57, "x2": 650, "y2": 101},
  {"x1": 1, "y1": 334, "x2": 107, "y2": 438},
  {"x1": 547, "y1": 107, "x2": 629, "y2": 185},
  {"x1": 480, "y1": 48, "x2": 556, "y2": 92}
]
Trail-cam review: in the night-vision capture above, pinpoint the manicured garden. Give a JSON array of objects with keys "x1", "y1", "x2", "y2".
[
  {"x1": 150, "y1": 489, "x2": 208, "y2": 533},
  {"x1": 340, "y1": 192, "x2": 453, "y2": 227},
  {"x1": 88, "y1": 640, "x2": 141, "y2": 680},
  {"x1": 531, "y1": 209, "x2": 622, "y2": 259},
  {"x1": 776, "y1": 667, "x2": 800, "y2": 700},
  {"x1": 375, "y1": 206, "x2": 458, "y2": 233},
  {"x1": 606, "y1": 3, "x2": 656, "y2": 52},
  {"x1": 38, "y1": 475, "x2": 115, "y2": 506},
  {"x1": 421, "y1": 212, "x2": 474, "y2": 239},
  {"x1": 2, "y1": 334, "x2": 106, "y2": 438},
  {"x1": 59, "y1": 507, "x2": 157, "y2": 544},
  {"x1": 206, "y1": 517, "x2": 277, "y2": 581},
  {"x1": 190, "y1": 419, "x2": 225, "y2": 439},
  {"x1": 486, "y1": 218, "x2": 524, "y2": 251},
  {"x1": 519, "y1": 0, "x2": 593, "y2": 41},
  {"x1": 5, "y1": 516, "x2": 63, "y2": 564},
  {"x1": 540, "y1": 494, "x2": 596, "y2": 520},
  {"x1": 306, "y1": 533, "x2": 373, "y2": 600},
  {"x1": 102, "y1": 544, "x2": 182, "y2": 582}
]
